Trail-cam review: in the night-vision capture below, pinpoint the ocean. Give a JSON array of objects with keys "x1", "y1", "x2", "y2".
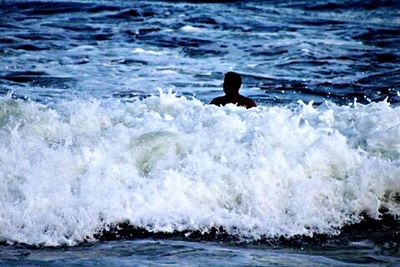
[{"x1": 0, "y1": 0, "x2": 399, "y2": 265}]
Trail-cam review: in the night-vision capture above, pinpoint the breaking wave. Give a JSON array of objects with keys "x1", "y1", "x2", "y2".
[{"x1": 0, "y1": 93, "x2": 399, "y2": 246}]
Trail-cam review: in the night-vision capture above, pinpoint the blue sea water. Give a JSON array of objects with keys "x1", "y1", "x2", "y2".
[{"x1": 0, "y1": 0, "x2": 400, "y2": 266}]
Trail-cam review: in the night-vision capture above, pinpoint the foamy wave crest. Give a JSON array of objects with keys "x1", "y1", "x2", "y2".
[{"x1": 0, "y1": 93, "x2": 399, "y2": 246}]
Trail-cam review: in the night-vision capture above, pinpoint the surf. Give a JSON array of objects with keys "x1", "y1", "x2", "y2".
[{"x1": 0, "y1": 93, "x2": 399, "y2": 246}]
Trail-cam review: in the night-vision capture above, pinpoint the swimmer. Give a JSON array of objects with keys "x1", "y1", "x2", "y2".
[{"x1": 210, "y1": 71, "x2": 256, "y2": 109}]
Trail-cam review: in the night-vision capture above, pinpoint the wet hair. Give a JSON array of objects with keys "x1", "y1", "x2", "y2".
[{"x1": 223, "y1": 71, "x2": 242, "y2": 95}]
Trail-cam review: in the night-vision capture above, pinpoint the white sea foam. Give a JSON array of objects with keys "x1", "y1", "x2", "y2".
[
  {"x1": 132, "y1": 47, "x2": 164, "y2": 55},
  {"x1": 0, "y1": 93, "x2": 399, "y2": 246},
  {"x1": 181, "y1": 25, "x2": 202, "y2": 32}
]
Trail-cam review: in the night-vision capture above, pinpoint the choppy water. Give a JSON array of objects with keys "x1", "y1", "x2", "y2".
[{"x1": 1, "y1": 0, "x2": 400, "y2": 266}]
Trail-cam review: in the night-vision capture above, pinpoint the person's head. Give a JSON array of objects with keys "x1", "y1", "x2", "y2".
[{"x1": 223, "y1": 71, "x2": 242, "y2": 96}]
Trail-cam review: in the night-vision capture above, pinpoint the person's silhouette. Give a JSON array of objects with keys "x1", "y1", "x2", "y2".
[{"x1": 210, "y1": 72, "x2": 256, "y2": 109}]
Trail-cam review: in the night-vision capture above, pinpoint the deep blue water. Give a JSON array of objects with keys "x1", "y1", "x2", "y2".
[
  {"x1": 1, "y1": 0, "x2": 399, "y2": 105},
  {"x1": 0, "y1": 0, "x2": 400, "y2": 266}
]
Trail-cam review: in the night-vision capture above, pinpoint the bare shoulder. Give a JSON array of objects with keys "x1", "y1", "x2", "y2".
[
  {"x1": 210, "y1": 96, "x2": 226, "y2": 106},
  {"x1": 240, "y1": 95, "x2": 257, "y2": 108}
]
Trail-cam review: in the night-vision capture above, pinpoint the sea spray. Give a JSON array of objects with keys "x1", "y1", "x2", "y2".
[{"x1": 0, "y1": 93, "x2": 399, "y2": 246}]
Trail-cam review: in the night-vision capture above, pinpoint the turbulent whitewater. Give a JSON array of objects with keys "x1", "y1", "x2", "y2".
[{"x1": 0, "y1": 93, "x2": 399, "y2": 246}]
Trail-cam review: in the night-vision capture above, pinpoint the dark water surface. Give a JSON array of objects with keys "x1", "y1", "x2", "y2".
[
  {"x1": 1, "y1": 238, "x2": 398, "y2": 266},
  {"x1": 1, "y1": 0, "x2": 400, "y2": 266},
  {"x1": 1, "y1": 0, "x2": 399, "y2": 104}
]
